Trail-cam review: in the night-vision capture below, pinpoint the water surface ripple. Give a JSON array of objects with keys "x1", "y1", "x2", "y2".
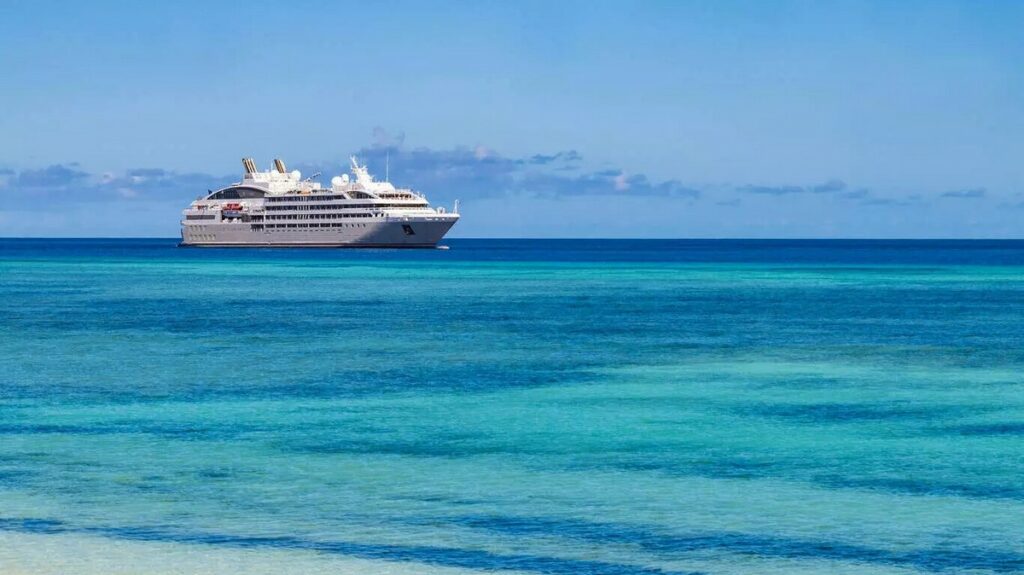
[{"x1": 1, "y1": 239, "x2": 1023, "y2": 574}]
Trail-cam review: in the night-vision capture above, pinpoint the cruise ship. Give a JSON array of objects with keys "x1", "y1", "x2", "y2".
[{"x1": 180, "y1": 157, "x2": 459, "y2": 247}]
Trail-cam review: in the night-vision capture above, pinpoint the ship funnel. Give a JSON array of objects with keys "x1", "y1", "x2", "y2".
[
  {"x1": 242, "y1": 157, "x2": 259, "y2": 174},
  {"x1": 274, "y1": 158, "x2": 287, "y2": 174}
]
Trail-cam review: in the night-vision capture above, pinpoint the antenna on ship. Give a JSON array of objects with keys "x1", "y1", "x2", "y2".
[{"x1": 385, "y1": 149, "x2": 390, "y2": 183}]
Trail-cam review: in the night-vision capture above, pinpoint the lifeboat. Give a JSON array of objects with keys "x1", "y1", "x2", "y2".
[{"x1": 222, "y1": 202, "x2": 244, "y2": 218}]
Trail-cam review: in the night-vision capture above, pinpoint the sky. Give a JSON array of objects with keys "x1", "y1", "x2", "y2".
[{"x1": 1, "y1": 0, "x2": 1022, "y2": 238}]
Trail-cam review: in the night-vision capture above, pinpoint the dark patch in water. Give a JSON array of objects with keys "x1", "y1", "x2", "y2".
[
  {"x1": 577, "y1": 454, "x2": 1024, "y2": 499},
  {"x1": 0, "y1": 424, "x2": 97, "y2": 434},
  {"x1": 0, "y1": 516, "x2": 700, "y2": 575},
  {"x1": 746, "y1": 376, "x2": 868, "y2": 390},
  {"x1": 760, "y1": 266, "x2": 952, "y2": 274},
  {"x1": 0, "y1": 421, "x2": 259, "y2": 441},
  {"x1": 0, "y1": 518, "x2": 65, "y2": 534},
  {"x1": 614, "y1": 457, "x2": 779, "y2": 481},
  {"x1": 292, "y1": 439, "x2": 515, "y2": 458},
  {"x1": 0, "y1": 469, "x2": 36, "y2": 486},
  {"x1": 944, "y1": 422, "x2": 1024, "y2": 436},
  {"x1": 388, "y1": 493, "x2": 491, "y2": 506},
  {"x1": 584, "y1": 459, "x2": 1024, "y2": 502},
  {"x1": 451, "y1": 514, "x2": 1024, "y2": 573},
  {"x1": 745, "y1": 402, "x2": 957, "y2": 422},
  {"x1": 815, "y1": 475, "x2": 1024, "y2": 500},
  {"x1": 16, "y1": 364, "x2": 597, "y2": 404},
  {"x1": 196, "y1": 469, "x2": 233, "y2": 479}
]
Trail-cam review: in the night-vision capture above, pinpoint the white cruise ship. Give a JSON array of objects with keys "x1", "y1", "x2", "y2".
[{"x1": 180, "y1": 157, "x2": 459, "y2": 247}]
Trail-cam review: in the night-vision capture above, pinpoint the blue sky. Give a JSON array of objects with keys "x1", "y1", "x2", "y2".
[{"x1": 1, "y1": 0, "x2": 1022, "y2": 237}]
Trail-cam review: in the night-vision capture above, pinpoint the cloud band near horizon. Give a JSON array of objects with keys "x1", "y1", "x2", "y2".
[{"x1": 0, "y1": 138, "x2": 1018, "y2": 238}]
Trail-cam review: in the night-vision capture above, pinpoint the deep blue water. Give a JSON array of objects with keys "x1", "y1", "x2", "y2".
[
  {"x1": 1, "y1": 239, "x2": 1023, "y2": 574},
  {"x1": 6, "y1": 237, "x2": 1024, "y2": 264}
]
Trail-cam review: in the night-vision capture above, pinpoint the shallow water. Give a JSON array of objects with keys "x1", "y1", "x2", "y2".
[{"x1": 1, "y1": 239, "x2": 1023, "y2": 574}]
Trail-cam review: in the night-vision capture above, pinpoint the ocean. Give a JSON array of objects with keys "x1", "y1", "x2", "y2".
[{"x1": 1, "y1": 238, "x2": 1022, "y2": 574}]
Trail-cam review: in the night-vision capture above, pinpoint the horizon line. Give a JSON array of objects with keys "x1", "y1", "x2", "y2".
[{"x1": 2, "y1": 236, "x2": 1024, "y2": 242}]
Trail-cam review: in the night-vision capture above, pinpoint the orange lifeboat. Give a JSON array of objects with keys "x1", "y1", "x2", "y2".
[{"x1": 222, "y1": 202, "x2": 244, "y2": 219}]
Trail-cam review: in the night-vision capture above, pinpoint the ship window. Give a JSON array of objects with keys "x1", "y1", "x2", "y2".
[{"x1": 207, "y1": 187, "x2": 266, "y2": 200}]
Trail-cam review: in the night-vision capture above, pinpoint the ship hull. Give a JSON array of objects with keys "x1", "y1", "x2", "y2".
[{"x1": 180, "y1": 218, "x2": 457, "y2": 248}]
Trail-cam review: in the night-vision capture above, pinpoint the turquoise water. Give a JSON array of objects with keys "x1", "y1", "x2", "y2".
[{"x1": 1, "y1": 239, "x2": 1023, "y2": 574}]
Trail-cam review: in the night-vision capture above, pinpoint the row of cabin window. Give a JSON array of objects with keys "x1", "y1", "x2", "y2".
[
  {"x1": 266, "y1": 213, "x2": 374, "y2": 220},
  {"x1": 186, "y1": 214, "x2": 216, "y2": 220},
  {"x1": 265, "y1": 203, "x2": 425, "y2": 211},
  {"x1": 265, "y1": 194, "x2": 376, "y2": 202},
  {"x1": 209, "y1": 190, "x2": 371, "y2": 201},
  {"x1": 267, "y1": 204, "x2": 375, "y2": 210},
  {"x1": 211, "y1": 190, "x2": 403, "y2": 202},
  {"x1": 260, "y1": 223, "x2": 369, "y2": 229}
]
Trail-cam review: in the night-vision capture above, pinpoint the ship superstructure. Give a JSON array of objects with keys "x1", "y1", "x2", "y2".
[{"x1": 180, "y1": 157, "x2": 459, "y2": 247}]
